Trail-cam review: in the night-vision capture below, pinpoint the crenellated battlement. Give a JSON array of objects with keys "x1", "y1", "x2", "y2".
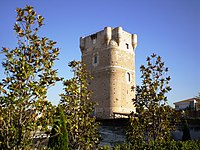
[{"x1": 80, "y1": 27, "x2": 137, "y2": 54}]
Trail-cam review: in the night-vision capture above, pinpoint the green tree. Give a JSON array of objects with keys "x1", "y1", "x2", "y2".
[
  {"x1": 127, "y1": 54, "x2": 176, "y2": 146},
  {"x1": 182, "y1": 119, "x2": 191, "y2": 141},
  {"x1": 60, "y1": 60, "x2": 100, "y2": 150},
  {"x1": 48, "y1": 106, "x2": 69, "y2": 150},
  {"x1": 0, "y1": 5, "x2": 60, "y2": 149}
]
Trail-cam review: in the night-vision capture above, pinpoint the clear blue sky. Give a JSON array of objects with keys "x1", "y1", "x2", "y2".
[{"x1": 0, "y1": 0, "x2": 199, "y2": 106}]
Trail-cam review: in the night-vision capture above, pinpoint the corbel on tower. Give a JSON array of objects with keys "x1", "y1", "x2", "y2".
[
  {"x1": 80, "y1": 37, "x2": 85, "y2": 53},
  {"x1": 116, "y1": 27, "x2": 123, "y2": 46},
  {"x1": 132, "y1": 34, "x2": 137, "y2": 50},
  {"x1": 104, "y1": 27, "x2": 112, "y2": 45}
]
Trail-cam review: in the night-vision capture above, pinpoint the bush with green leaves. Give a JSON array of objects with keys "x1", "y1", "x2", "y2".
[
  {"x1": 0, "y1": 5, "x2": 59, "y2": 149},
  {"x1": 114, "y1": 143, "x2": 132, "y2": 150},
  {"x1": 127, "y1": 54, "x2": 176, "y2": 146},
  {"x1": 112, "y1": 140, "x2": 200, "y2": 150},
  {"x1": 182, "y1": 119, "x2": 191, "y2": 141},
  {"x1": 48, "y1": 106, "x2": 69, "y2": 150},
  {"x1": 98, "y1": 145, "x2": 111, "y2": 150},
  {"x1": 60, "y1": 60, "x2": 100, "y2": 150}
]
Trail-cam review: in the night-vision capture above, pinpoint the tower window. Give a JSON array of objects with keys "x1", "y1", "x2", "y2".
[
  {"x1": 94, "y1": 55, "x2": 97, "y2": 64},
  {"x1": 126, "y1": 72, "x2": 131, "y2": 82},
  {"x1": 91, "y1": 34, "x2": 97, "y2": 44},
  {"x1": 92, "y1": 39, "x2": 96, "y2": 44},
  {"x1": 92, "y1": 52, "x2": 99, "y2": 66},
  {"x1": 126, "y1": 43, "x2": 129, "y2": 49}
]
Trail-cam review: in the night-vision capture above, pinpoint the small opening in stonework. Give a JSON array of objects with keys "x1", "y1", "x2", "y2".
[
  {"x1": 91, "y1": 34, "x2": 97, "y2": 44},
  {"x1": 92, "y1": 53, "x2": 99, "y2": 66},
  {"x1": 91, "y1": 34, "x2": 97, "y2": 40},
  {"x1": 92, "y1": 39, "x2": 96, "y2": 44},
  {"x1": 94, "y1": 55, "x2": 97, "y2": 64},
  {"x1": 127, "y1": 72, "x2": 131, "y2": 82},
  {"x1": 126, "y1": 43, "x2": 129, "y2": 49}
]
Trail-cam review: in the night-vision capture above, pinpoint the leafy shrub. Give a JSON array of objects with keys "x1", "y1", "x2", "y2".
[
  {"x1": 60, "y1": 61, "x2": 100, "y2": 149},
  {"x1": 182, "y1": 119, "x2": 191, "y2": 141},
  {"x1": 112, "y1": 140, "x2": 200, "y2": 150},
  {"x1": 98, "y1": 145, "x2": 111, "y2": 150},
  {"x1": 48, "y1": 106, "x2": 68, "y2": 150}
]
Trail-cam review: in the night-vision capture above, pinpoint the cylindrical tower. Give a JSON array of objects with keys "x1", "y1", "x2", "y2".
[{"x1": 80, "y1": 27, "x2": 137, "y2": 119}]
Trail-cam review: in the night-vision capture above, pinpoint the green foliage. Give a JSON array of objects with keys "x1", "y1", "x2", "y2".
[
  {"x1": 180, "y1": 140, "x2": 200, "y2": 150},
  {"x1": 112, "y1": 140, "x2": 200, "y2": 150},
  {"x1": 127, "y1": 54, "x2": 176, "y2": 146},
  {"x1": 48, "y1": 106, "x2": 69, "y2": 150},
  {"x1": 114, "y1": 143, "x2": 132, "y2": 150},
  {"x1": 60, "y1": 60, "x2": 100, "y2": 150},
  {"x1": 182, "y1": 119, "x2": 191, "y2": 141},
  {"x1": 0, "y1": 5, "x2": 59, "y2": 149},
  {"x1": 98, "y1": 145, "x2": 111, "y2": 150}
]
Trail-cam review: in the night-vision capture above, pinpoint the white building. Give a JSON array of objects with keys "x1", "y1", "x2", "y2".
[{"x1": 174, "y1": 98, "x2": 200, "y2": 111}]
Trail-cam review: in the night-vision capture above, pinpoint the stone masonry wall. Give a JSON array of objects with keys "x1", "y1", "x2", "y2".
[{"x1": 80, "y1": 27, "x2": 137, "y2": 119}]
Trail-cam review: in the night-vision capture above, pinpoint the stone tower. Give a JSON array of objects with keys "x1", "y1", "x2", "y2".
[{"x1": 80, "y1": 27, "x2": 137, "y2": 119}]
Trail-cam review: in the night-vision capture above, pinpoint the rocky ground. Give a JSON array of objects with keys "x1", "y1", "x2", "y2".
[{"x1": 99, "y1": 125, "x2": 126, "y2": 147}]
